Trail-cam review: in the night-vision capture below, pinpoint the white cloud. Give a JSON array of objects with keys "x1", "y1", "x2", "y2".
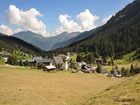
[
  {"x1": 102, "y1": 15, "x2": 113, "y2": 24},
  {"x1": 14, "y1": 28, "x2": 22, "y2": 33},
  {"x1": 54, "y1": 14, "x2": 80, "y2": 35},
  {"x1": 0, "y1": 24, "x2": 13, "y2": 35},
  {"x1": 54, "y1": 9, "x2": 99, "y2": 35},
  {"x1": 5, "y1": 5, "x2": 99, "y2": 36},
  {"x1": 77, "y1": 9, "x2": 99, "y2": 31},
  {"x1": 7, "y1": 5, "x2": 47, "y2": 36}
]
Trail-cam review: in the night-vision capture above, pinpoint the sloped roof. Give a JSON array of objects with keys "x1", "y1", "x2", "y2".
[
  {"x1": 53, "y1": 56, "x2": 64, "y2": 64},
  {"x1": 37, "y1": 58, "x2": 54, "y2": 63}
]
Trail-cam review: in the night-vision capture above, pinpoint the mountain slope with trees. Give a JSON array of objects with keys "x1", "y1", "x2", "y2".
[
  {"x1": 0, "y1": 33, "x2": 46, "y2": 56},
  {"x1": 53, "y1": 0, "x2": 140, "y2": 58}
]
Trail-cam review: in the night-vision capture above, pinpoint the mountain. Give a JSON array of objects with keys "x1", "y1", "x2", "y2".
[
  {"x1": 53, "y1": 0, "x2": 140, "y2": 57},
  {"x1": 13, "y1": 31, "x2": 80, "y2": 51},
  {"x1": 52, "y1": 27, "x2": 100, "y2": 50},
  {"x1": 0, "y1": 33, "x2": 46, "y2": 56}
]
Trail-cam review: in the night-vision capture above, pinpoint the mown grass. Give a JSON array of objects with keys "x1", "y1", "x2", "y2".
[
  {"x1": 84, "y1": 74, "x2": 140, "y2": 105},
  {"x1": 0, "y1": 65, "x2": 123, "y2": 105},
  {"x1": 0, "y1": 59, "x2": 5, "y2": 65}
]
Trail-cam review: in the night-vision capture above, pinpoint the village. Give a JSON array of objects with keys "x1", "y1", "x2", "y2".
[{"x1": 1, "y1": 48, "x2": 139, "y2": 78}]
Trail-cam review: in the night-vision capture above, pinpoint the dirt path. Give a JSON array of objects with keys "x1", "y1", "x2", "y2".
[{"x1": 0, "y1": 65, "x2": 124, "y2": 105}]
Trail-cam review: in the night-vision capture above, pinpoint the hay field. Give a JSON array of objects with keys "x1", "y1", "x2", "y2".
[{"x1": 0, "y1": 65, "x2": 124, "y2": 105}]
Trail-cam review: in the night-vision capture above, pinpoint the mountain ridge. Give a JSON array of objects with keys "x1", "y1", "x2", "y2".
[{"x1": 13, "y1": 31, "x2": 80, "y2": 51}]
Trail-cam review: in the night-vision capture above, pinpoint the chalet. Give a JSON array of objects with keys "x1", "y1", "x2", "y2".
[
  {"x1": 53, "y1": 56, "x2": 64, "y2": 69},
  {"x1": 27, "y1": 54, "x2": 69, "y2": 70}
]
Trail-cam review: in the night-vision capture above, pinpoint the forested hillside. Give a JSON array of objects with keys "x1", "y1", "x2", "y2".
[
  {"x1": 53, "y1": 0, "x2": 140, "y2": 57},
  {"x1": 0, "y1": 33, "x2": 46, "y2": 56}
]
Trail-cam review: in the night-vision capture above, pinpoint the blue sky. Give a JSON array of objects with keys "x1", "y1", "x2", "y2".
[{"x1": 0, "y1": 0, "x2": 133, "y2": 36}]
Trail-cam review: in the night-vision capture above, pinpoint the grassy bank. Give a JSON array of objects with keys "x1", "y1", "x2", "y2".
[{"x1": 84, "y1": 74, "x2": 140, "y2": 105}]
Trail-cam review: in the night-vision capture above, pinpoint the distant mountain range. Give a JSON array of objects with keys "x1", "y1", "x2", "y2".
[
  {"x1": 52, "y1": 27, "x2": 100, "y2": 50},
  {"x1": 53, "y1": 0, "x2": 140, "y2": 56},
  {"x1": 0, "y1": 33, "x2": 46, "y2": 56},
  {"x1": 13, "y1": 31, "x2": 80, "y2": 51}
]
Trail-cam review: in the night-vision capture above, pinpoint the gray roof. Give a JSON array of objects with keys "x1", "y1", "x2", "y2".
[
  {"x1": 53, "y1": 56, "x2": 64, "y2": 64},
  {"x1": 37, "y1": 58, "x2": 54, "y2": 64}
]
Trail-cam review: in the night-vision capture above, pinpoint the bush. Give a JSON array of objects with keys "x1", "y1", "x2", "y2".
[
  {"x1": 23, "y1": 61, "x2": 29, "y2": 66},
  {"x1": 83, "y1": 53, "x2": 95, "y2": 64},
  {"x1": 7, "y1": 56, "x2": 18, "y2": 65},
  {"x1": 121, "y1": 67, "x2": 130, "y2": 77},
  {"x1": 76, "y1": 54, "x2": 83, "y2": 62},
  {"x1": 37, "y1": 63, "x2": 43, "y2": 69},
  {"x1": 130, "y1": 64, "x2": 134, "y2": 74},
  {"x1": 69, "y1": 61, "x2": 79, "y2": 70},
  {"x1": 108, "y1": 61, "x2": 111, "y2": 66},
  {"x1": 102, "y1": 56, "x2": 107, "y2": 63},
  {"x1": 19, "y1": 59, "x2": 23, "y2": 66},
  {"x1": 96, "y1": 64, "x2": 102, "y2": 73},
  {"x1": 129, "y1": 64, "x2": 140, "y2": 75}
]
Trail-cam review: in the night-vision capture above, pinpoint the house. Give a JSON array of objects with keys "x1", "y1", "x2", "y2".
[
  {"x1": 33, "y1": 56, "x2": 43, "y2": 61},
  {"x1": 27, "y1": 54, "x2": 69, "y2": 70},
  {"x1": 37, "y1": 57, "x2": 56, "y2": 71},
  {"x1": 0, "y1": 51, "x2": 11, "y2": 63},
  {"x1": 53, "y1": 56, "x2": 64, "y2": 69}
]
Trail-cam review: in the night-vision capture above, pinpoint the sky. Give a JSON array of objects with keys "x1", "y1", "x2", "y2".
[{"x1": 0, "y1": 0, "x2": 134, "y2": 37}]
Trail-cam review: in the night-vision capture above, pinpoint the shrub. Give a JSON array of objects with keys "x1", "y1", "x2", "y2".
[
  {"x1": 37, "y1": 63, "x2": 43, "y2": 69},
  {"x1": 19, "y1": 59, "x2": 23, "y2": 66},
  {"x1": 69, "y1": 61, "x2": 79, "y2": 70},
  {"x1": 102, "y1": 56, "x2": 107, "y2": 63},
  {"x1": 83, "y1": 53, "x2": 95, "y2": 64},
  {"x1": 130, "y1": 64, "x2": 134, "y2": 75},
  {"x1": 129, "y1": 64, "x2": 140, "y2": 75},
  {"x1": 121, "y1": 67, "x2": 130, "y2": 77},
  {"x1": 108, "y1": 61, "x2": 111, "y2": 66},
  {"x1": 23, "y1": 61, "x2": 29, "y2": 66},
  {"x1": 7, "y1": 56, "x2": 18, "y2": 65},
  {"x1": 111, "y1": 58, "x2": 114, "y2": 66},
  {"x1": 96, "y1": 64, "x2": 102, "y2": 73},
  {"x1": 76, "y1": 54, "x2": 83, "y2": 62}
]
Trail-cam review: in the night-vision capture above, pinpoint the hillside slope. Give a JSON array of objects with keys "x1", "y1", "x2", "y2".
[
  {"x1": 85, "y1": 74, "x2": 140, "y2": 105},
  {"x1": 0, "y1": 33, "x2": 46, "y2": 56},
  {"x1": 54, "y1": 0, "x2": 140, "y2": 56}
]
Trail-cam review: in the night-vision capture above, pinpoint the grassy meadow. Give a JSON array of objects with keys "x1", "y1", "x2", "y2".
[
  {"x1": 85, "y1": 74, "x2": 140, "y2": 105},
  {"x1": 0, "y1": 65, "x2": 124, "y2": 105}
]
